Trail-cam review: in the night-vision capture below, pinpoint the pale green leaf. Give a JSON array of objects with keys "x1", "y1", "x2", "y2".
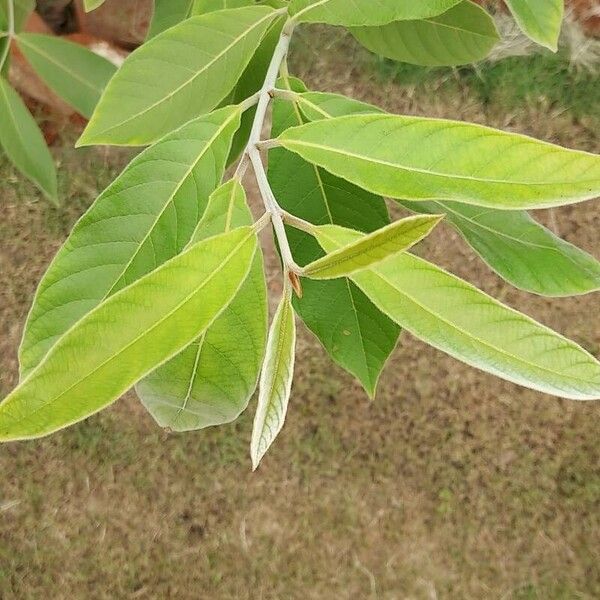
[
  {"x1": 269, "y1": 76, "x2": 400, "y2": 397},
  {"x1": 0, "y1": 0, "x2": 35, "y2": 32},
  {"x1": 17, "y1": 33, "x2": 116, "y2": 119},
  {"x1": 137, "y1": 179, "x2": 268, "y2": 431},
  {"x1": 289, "y1": 0, "x2": 462, "y2": 26},
  {"x1": 352, "y1": 1, "x2": 499, "y2": 67},
  {"x1": 505, "y1": 0, "x2": 563, "y2": 51},
  {"x1": 147, "y1": 0, "x2": 194, "y2": 39},
  {"x1": 251, "y1": 291, "x2": 296, "y2": 469},
  {"x1": 83, "y1": 0, "x2": 106, "y2": 11},
  {"x1": 0, "y1": 228, "x2": 257, "y2": 442},
  {"x1": 302, "y1": 214, "x2": 442, "y2": 279},
  {"x1": 78, "y1": 6, "x2": 278, "y2": 146},
  {"x1": 19, "y1": 105, "x2": 242, "y2": 378},
  {"x1": 402, "y1": 200, "x2": 600, "y2": 297},
  {"x1": 276, "y1": 114, "x2": 600, "y2": 210},
  {"x1": 294, "y1": 90, "x2": 382, "y2": 122},
  {"x1": 0, "y1": 77, "x2": 57, "y2": 202},
  {"x1": 192, "y1": 0, "x2": 255, "y2": 15},
  {"x1": 316, "y1": 226, "x2": 600, "y2": 401}
]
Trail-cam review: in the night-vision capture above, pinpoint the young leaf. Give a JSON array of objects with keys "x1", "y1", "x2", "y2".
[
  {"x1": 315, "y1": 226, "x2": 600, "y2": 401},
  {"x1": 269, "y1": 77, "x2": 400, "y2": 397},
  {"x1": 251, "y1": 291, "x2": 296, "y2": 470},
  {"x1": 83, "y1": 0, "x2": 106, "y2": 11},
  {"x1": 288, "y1": 0, "x2": 463, "y2": 27},
  {"x1": 78, "y1": 6, "x2": 279, "y2": 146},
  {"x1": 19, "y1": 105, "x2": 242, "y2": 378},
  {"x1": 302, "y1": 214, "x2": 443, "y2": 280},
  {"x1": 352, "y1": 1, "x2": 499, "y2": 67},
  {"x1": 276, "y1": 114, "x2": 600, "y2": 210},
  {"x1": 505, "y1": 0, "x2": 563, "y2": 51},
  {"x1": 147, "y1": 0, "x2": 194, "y2": 39},
  {"x1": 0, "y1": 228, "x2": 257, "y2": 442},
  {"x1": 402, "y1": 200, "x2": 600, "y2": 298},
  {"x1": 16, "y1": 34, "x2": 116, "y2": 119},
  {"x1": 0, "y1": 77, "x2": 57, "y2": 202},
  {"x1": 137, "y1": 180, "x2": 268, "y2": 431}
]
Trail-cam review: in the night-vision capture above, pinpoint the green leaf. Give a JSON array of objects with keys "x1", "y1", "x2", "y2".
[
  {"x1": 147, "y1": 0, "x2": 194, "y2": 39},
  {"x1": 269, "y1": 77, "x2": 400, "y2": 397},
  {"x1": 0, "y1": 0, "x2": 35, "y2": 32},
  {"x1": 402, "y1": 200, "x2": 600, "y2": 298},
  {"x1": 316, "y1": 225, "x2": 600, "y2": 401},
  {"x1": 251, "y1": 291, "x2": 296, "y2": 469},
  {"x1": 352, "y1": 1, "x2": 499, "y2": 67},
  {"x1": 288, "y1": 0, "x2": 462, "y2": 26},
  {"x1": 192, "y1": 0, "x2": 256, "y2": 15},
  {"x1": 0, "y1": 77, "x2": 57, "y2": 202},
  {"x1": 78, "y1": 6, "x2": 278, "y2": 146},
  {"x1": 505, "y1": 0, "x2": 563, "y2": 51},
  {"x1": 293, "y1": 90, "x2": 382, "y2": 122},
  {"x1": 19, "y1": 105, "x2": 242, "y2": 378},
  {"x1": 276, "y1": 113, "x2": 600, "y2": 210},
  {"x1": 0, "y1": 228, "x2": 257, "y2": 442},
  {"x1": 302, "y1": 214, "x2": 442, "y2": 279},
  {"x1": 137, "y1": 179, "x2": 268, "y2": 431},
  {"x1": 83, "y1": 0, "x2": 106, "y2": 11},
  {"x1": 16, "y1": 34, "x2": 116, "y2": 119}
]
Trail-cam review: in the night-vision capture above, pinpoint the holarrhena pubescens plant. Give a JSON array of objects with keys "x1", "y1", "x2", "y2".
[{"x1": 1, "y1": 0, "x2": 599, "y2": 470}]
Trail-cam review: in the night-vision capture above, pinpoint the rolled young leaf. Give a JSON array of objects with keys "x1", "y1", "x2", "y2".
[
  {"x1": 251, "y1": 290, "x2": 296, "y2": 470},
  {"x1": 276, "y1": 114, "x2": 600, "y2": 210},
  {"x1": 288, "y1": 0, "x2": 463, "y2": 27},
  {"x1": 302, "y1": 214, "x2": 443, "y2": 280},
  {"x1": 505, "y1": 0, "x2": 563, "y2": 52},
  {"x1": 17, "y1": 33, "x2": 116, "y2": 119},
  {"x1": 78, "y1": 5, "x2": 279, "y2": 146},
  {"x1": 137, "y1": 180, "x2": 268, "y2": 431},
  {"x1": 315, "y1": 226, "x2": 600, "y2": 401},
  {"x1": 0, "y1": 228, "x2": 257, "y2": 442},
  {"x1": 269, "y1": 77, "x2": 400, "y2": 397},
  {"x1": 402, "y1": 200, "x2": 600, "y2": 297},
  {"x1": 19, "y1": 105, "x2": 242, "y2": 378},
  {"x1": 352, "y1": 1, "x2": 499, "y2": 67},
  {"x1": 0, "y1": 77, "x2": 57, "y2": 202}
]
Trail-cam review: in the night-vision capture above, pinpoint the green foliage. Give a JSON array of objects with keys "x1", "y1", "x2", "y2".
[
  {"x1": 1, "y1": 0, "x2": 599, "y2": 467},
  {"x1": 504, "y1": 0, "x2": 564, "y2": 51}
]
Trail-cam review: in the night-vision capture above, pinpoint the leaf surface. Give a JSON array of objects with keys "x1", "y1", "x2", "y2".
[
  {"x1": 316, "y1": 226, "x2": 600, "y2": 401},
  {"x1": 352, "y1": 1, "x2": 499, "y2": 67},
  {"x1": 505, "y1": 0, "x2": 563, "y2": 51},
  {"x1": 83, "y1": 0, "x2": 106, "y2": 11},
  {"x1": 403, "y1": 200, "x2": 600, "y2": 297},
  {"x1": 0, "y1": 0, "x2": 35, "y2": 31},
  {"x1": 289, "y1": 0, "x2": 462, "y2": 26},
  {"x1": 303, "y1": 214, "x2": 442, "y2": 279},
  {"x1": 0, "y1": 77, "x2": 57, "y2": 202},
  {"x1": 0, "y1": 228, "x2": 257, "y2": 441},
  {"x1": 251, "y1": 292, "x2": 296, "y2": 469},
  {"x1": 277, "y1": 114, "x2": 600, "y2": 210},
  {"x1": 20, "y1": 105, "x2": 241, "y2": 378},
  {"x1": 79, "y1": 6, "x2": 278, "y2": 146},
  {"x1": 269, "y1": 77, "x2": 400, "y2": 397},
  {"x1": 17, "y1": 34, "x2": 116, "y2": 118},
  {"x1": 147, "y1": 0, "x2": 194, "y2": 38},
  {"x1": 137, "y1": 180, "x2": 268, "y2": 431}
]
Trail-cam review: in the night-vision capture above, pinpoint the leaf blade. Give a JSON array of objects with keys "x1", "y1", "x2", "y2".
[{"x1": 505, "y1": 0, "x2": 563, "y2": 51}]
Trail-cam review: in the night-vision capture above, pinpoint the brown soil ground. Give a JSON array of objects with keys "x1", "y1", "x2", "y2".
[{"x1": 1, "y1": 34, "x2": 599, "y2": 599}]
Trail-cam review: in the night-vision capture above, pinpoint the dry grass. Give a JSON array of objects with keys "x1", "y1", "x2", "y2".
[{"x1": 1, "y1": 35, "x2": 600, "y2": 599}]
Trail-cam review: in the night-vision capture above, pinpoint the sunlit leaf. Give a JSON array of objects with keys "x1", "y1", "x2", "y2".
[
  {"x1": 505, "y1": 0, "x2": 563, "y2": 51},
  {"x1": 147, "y1": 0, "x2": 194, "y2": 38},
  {"x1": 251, "y1": 291, "x2": 296, "y2": 469}
]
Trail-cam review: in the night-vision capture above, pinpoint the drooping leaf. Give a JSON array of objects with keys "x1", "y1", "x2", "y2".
[
  {"x1": 302, "y1": 214, "x2": 443, "y2": 279},
  {"x1": 251, "y1": 291, "x2": 296, "y2": 469},
  {"x1": 83, "y1": 0, "x2": 106, "y2": 11},
  {"x1": 276, "y1": 114, "x2": 600, "y2": 210},
  {"x1": 505, "y1": 0, "x2": 563, "y2": 51},
  {"x1": 269, "y1": 77, "x2": 400, "y2": 397},
  {"x1": 0, "y1": 77, "x2": 57, "y2": 202},
  {"x1": 316, "y1": 225, "x2": 600, "y2": 401},
  {"x1": 402, "y1": 200, "x2": 600, "y2": 297},
  {"x1": 288, "y1": 0, "x2": 463, "y2": 27},
  {"x1": 137, "y1": 179, "x2": 268, "y2": 431},
  {"x1": 78, "y1": 6, "x2": 279, "y2": 146},
  {"x1": 147, "y1": 0, "x2": 194, "y2": 39},
  {"x1": 19, "y1": 105, "x2": 242, "y2": 378},
  {"x1": 0, "y1": 228, "x2": 257, "y2": 442},
  {"x1": 352, "y1": 1, "x2": 499, "y2": 67},
  {"x1": 0, "y1": 0, "x2": 35, "y2": 32},
  {"x1": 16, "y1": 34, "x2": 116, "y2": 118}
]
